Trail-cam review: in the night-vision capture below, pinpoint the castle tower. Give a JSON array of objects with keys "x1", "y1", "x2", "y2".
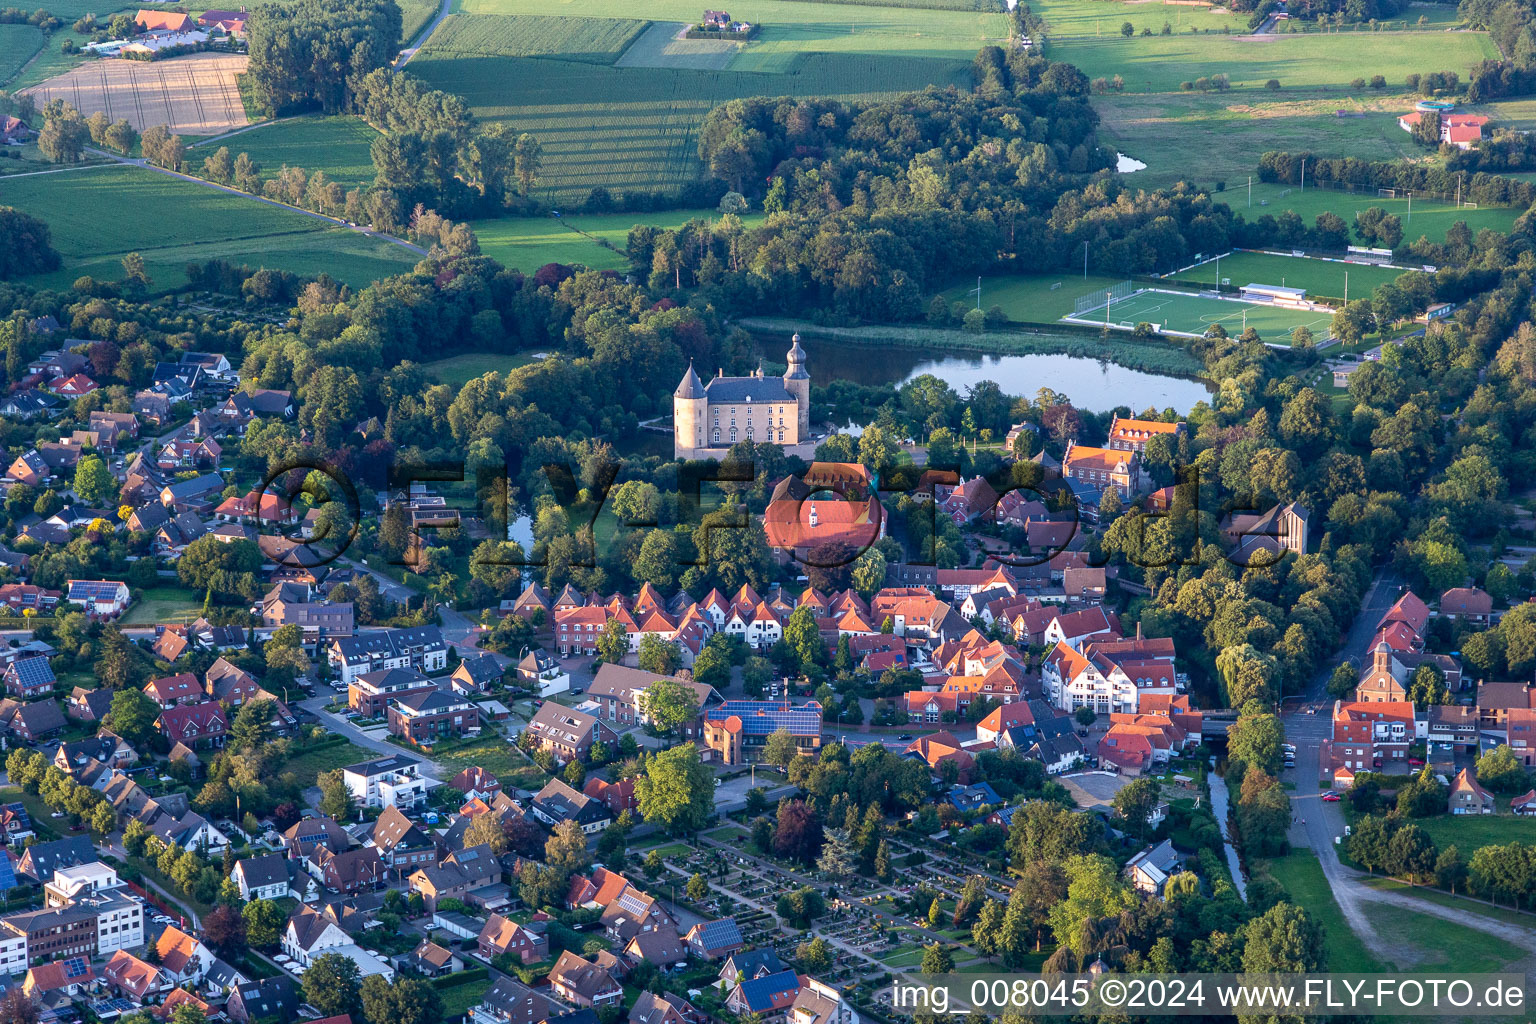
[
  {"x1": 782, "y1": 332, "x2": 810, "y2": 441},
  {"x1": 674, "y1": 361, "x2": 707, "y2": 459}
]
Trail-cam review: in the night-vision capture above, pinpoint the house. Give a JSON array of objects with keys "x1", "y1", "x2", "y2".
[
  {"x1": 515, "y1": 648, "x2": 569, "y2": 697},
  {"x1": 470, "y1": 977, "x2": 563, "y2": 1024},
  {"x1": 726, "y1": 969, "x2": 802, "y2": 1018},
  {"x1": 407, "y1": 844, "x2": 502, "y2": 912},
  {"x1": 507, "y1": 582, "x2": 551, "y2": 621},
  {"x1": 400, "y1": 939, "x2": 462, "y2": 977},
  {"x1": 631, "y1": 992, "x2": 705, "y2": 1024},
  {"x1": 1397, "y1": 109, "x2": 1489, "y2": 149},
  {"x1": 0, "y1": 585, "x2": 59, "y2": 615},
  {"x1": 65, "y1": 579, "x2": 130, "y2": 618},
  {"x1": 0, "y1": 390, "x2": 60, "y2": 421},
  {"x1": 1062, "y1": 442, "x2": 1143, "y2": 499},
  {"x1": 1440, "y1": 587, "x2": 1494, "y2": 625},
  {"x1": 24, "y1": 957, "x2": 95, "y2": 1000},
  {"x1": 349, "y1": 667, "x2": 437, "y2": 717},
  {"x1": 547, "y1": 950, "x2": 623, "y2": 1007},
  {"x1": 903, "y1": 732, "x2": 974, "y2": 783},
  {"x1": 10, "y1": 699, "x2": 65, "y2": 743},
  {"x1": 145, "y1": 672, "x2": 204, "y2": 709},
  {"x1": 586, "y1": 664, "x2": 719, "y2": 738},
  {"x1": 583, "y1": 776, "x2": 638, "y2": 817},
  {"x1": 158, "y1": 702, "x2": 228, "y2": 749},
  {"x1": 102, "y1": 949, "x2": 169, "y2": 1002},
  {"x1": 342, "y1": 754, "x2": 428, "y2": 810},
  {"x1": 226, "y1": 976, "x2": 300, "y2": 1024},
  {"x1": 1, "y1": 115, "x2": 31, "y2": 145},
  {"x1": 718, "y1": 948, "x2": 786, "y2": 987},
  {"x1": 156, "y1": 925, "x2": 214, "y2": 984},
  {"x1": 160, "y1": 474, "x2": 226, "y2": 513},
  {"x1": 478, "y1": 913, "x2": 549, "y2": 963},
  {"x1": 762, "y1": 469, "x2": 885, "y2": 556},
  {"x1": 328, "y1": 626, "x2": 448, "y2": 685},
  {"x1": 308, "y1": 845, "x2": 385, "y2": 894},
  {"x1": 1513, "y1": 790, "x2": 1536, "y2": 815},
  {"x1": 231, "y1": 853, "x2": 290, "y2": 901},
  {"x1": 67, "y1": 685, "x2": 113, "y2": 722},
  {"x1": 526, "y1": 703, "x2": 617, "y2": 765},
  {"x1": 1331, "y1": 699, "x2": 1415, "y2": 771},
  {"x1": 366, "y1": 805, "x2": 439, "y2": 875},
  {"x1": 388, "y1": 688, "x2": 480, "y2": 746},
  {"x1": 1449, "y1": 767, "x2": 1495, "y2": 814},
  {"x1": 451, "y1": 653, "x2": 503, "y2": 694},
  {"x1": 1125, "y1": 839, "x2": 1181, "y2": 897},
  {"x1": 450, "y1": 766, "x2": 502, "y2": 802},
  {"x1": 702, "y1": 700, "x2": 822, "y2": 765},
  {"x1": 529, "y1": 779, "x2": 611, "y2": 834},
  {"x1": 3, "y1": 656, "x2": 55, "y2": 699},
  {"x1": 625, "y1": 929, "x2": 687, "y2": 969},
  {"x1": 282, "y1": 815, "x2": 351, "y2": 860},
  {"x1": 684, "y1": 918, "x2": 744, "y2": 960}
]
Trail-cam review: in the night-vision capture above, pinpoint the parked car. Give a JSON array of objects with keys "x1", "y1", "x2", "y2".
[
  {"x1": 1408, "y1": 757, "x2": 1424, "y2": 766},
  {"x1": 1322, "y1": 792, "x2": 1341, "y2": 802}
]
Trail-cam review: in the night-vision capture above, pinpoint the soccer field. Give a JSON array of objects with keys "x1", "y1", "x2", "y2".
[
  {"x1": 1066, "y1": 288, "x2": 1333, "y2": 343},
  {"x1": 1171, "y1": 250, "x2": 1418, "y2": 301}
]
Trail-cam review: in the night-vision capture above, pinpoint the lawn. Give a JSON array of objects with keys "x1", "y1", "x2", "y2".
[
  {"x1": 0, "y1": 24, "x2": 43, "y2": 85},
  {"x1": 470, "y1": 208, "x2": 766, "y2": 273},
  {"x1": 419, "y1": 351, "x2": 549, "y2": 387},
  {"x1": 433, "y1": 976, "x2": 493, "y2": 1017},
  {"x1": 1410, "y1": 811, "x2": 1536, "y2": 855},
  {"x1": 2, "y1": 164, "x2": 418, "y2": 290},
  {"x1": 1050, "y1": 30, "x2": 1498, "y2": 94},
  {"x1": 413, "y1": 0, "x2": 994, "y2": 198},
  {"x1": 941, "y1": 272, "x2": 1146, "y2": 322},
  {"x1": 189, "y1": 115, "x2": 382, "y2": 189},
  {"x1": 121, "y1": 585, "x2": 205, "y2": 626},
  {"x1": 879, "y1": 945, "x2": 926, "y2": 968},
  {"x1": 1358, "y1": 902, "x2": 1527, "y2": 973},
  {"x1": 1260, "y1": 850, "x2": 1382, "y2": 973},
  {"x1": 1170, "y1": 250, "x2": 1418, "y2": 302},
  {"x1": 1032, "y1": 0, "x2": 1245, "y2": 36},
  {"x1": 285, "y1": 739, "x2": 377, "y2": 780},
  {"x1": 431, "y1": 733, "x2": 535, "y2": 781}
]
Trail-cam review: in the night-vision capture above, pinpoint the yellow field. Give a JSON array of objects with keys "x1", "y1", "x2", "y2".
[{"x1": 22, "y1": 52, "x2": 249, "y2": 135}]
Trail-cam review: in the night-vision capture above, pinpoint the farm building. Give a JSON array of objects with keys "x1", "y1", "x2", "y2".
[
  {"x1": 135, "y1": 9, "x2": 191, "y2": 31},
  {"x1": 1, "y1": 117, "x2": 30, "y2": 145},
  {"x1": 197, "y1": 9, "x2": 247, "y2": 34}
]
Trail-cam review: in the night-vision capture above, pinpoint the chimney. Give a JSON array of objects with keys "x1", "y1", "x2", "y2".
[{"x1": 1136, "y1": 621, "x2": 1142, "y2": 642}]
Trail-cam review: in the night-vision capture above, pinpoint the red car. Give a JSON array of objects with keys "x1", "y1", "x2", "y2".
[
  {"x1": 1408, "y1": 758, "x2": 1424, "y2": 766},
  {"x1": 1322, "y1": 792, "x2": 1341, "y2": 802}
]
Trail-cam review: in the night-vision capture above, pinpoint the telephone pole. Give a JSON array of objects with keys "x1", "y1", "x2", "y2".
[
  {"x1": 1300, "y1": 158, "x2": 1306, "y2": 192},
  {"x1": 1083, "y1": 241, "x2": 1089, "y2": 279}
]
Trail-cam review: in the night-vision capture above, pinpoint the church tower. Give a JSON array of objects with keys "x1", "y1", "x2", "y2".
[
  {"x1": 673, "y1": 361, "x2": 706, "y2": 459},
  {"x1": 782, "y1": 332, "x2": 810, "y2": 440}
]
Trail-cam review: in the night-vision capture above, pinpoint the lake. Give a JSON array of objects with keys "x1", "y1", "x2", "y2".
[{"x1": 751, "y1": 335, "x2": 1213, "y2": 413}]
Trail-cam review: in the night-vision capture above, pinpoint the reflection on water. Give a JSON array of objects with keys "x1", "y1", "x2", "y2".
[
  {"x1": 1117, "y1": 153, "x2": 1147, "y2": 173},
  {"x1": 754, "y1": 336, "x2": 1211, "y2": 413}
]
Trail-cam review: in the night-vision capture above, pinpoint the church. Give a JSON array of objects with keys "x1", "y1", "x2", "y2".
[{"x1": 673, "y1": 332, "x2": 813, "y2": 460}]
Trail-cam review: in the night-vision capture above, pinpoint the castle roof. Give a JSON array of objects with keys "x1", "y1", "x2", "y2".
[
  {"x1": 703, "y1": 375, "x2": 793, "y2": 403},
  {"x1": 785, "y1": 332, "x2": 808, "y2": 380},
  {"x1": 675, "y1": 362, "x2": 705, "y2": 400}
]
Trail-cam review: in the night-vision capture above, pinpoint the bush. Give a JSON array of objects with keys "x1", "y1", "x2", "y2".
[
  {"x1": 1180, "y1": 81, "x2": 1194, "y2": 91},
  {"x1": 1370, "y1": 75, "x2": 1386, "y2": 88},
  {"x1": 1265, "y1": 78, "x2": 1280, "y2": 90},
  {"x1": 1350, "y1": 77, "x2": 1367, "y2": 89}
]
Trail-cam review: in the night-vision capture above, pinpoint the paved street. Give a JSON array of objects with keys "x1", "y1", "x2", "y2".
[{"x1": 297, "y1": 694, "x2": 447, "y2": 781}]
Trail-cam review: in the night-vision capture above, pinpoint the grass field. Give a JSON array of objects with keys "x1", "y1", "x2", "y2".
[
  {"x1": 3, "y1": 164, "x2": 418, "y2": 290},
  {"x1": 189, "y1": 115, "x2": 382, "y2": 188},
  {"x1": 285, "y1": 739, "x2": 376, "y2": 780},
  {"x1": 413, "y1": 0, "x2": 995, "y2": 197},
  {"x1": 1410, "y1": 811, "x2": 1536, "y2": 854},
  {"x1": 1051, "y1": 30, "x2": 1497, "y2": 94},
  {"x1": 1261, "y1": 851, "x2": 1382, "y2": 972},
  {"x1": 1234, "y1": 181, "x2": 1524, "y2": 237},
  {"x1": 420, "y1": 351, "x2": 548, "y2": 386},
  {"x1": 421, "y1": 14, "x2": 648, "y2": 63},
  {"x1": 400, "y1": 0, "x2": 441, "y2": 43},
  {"x1": 1096, "y1": 91, "x2": 1424, "y2": 190},
  {"x1": 1067, "y1": 287, "x2": 1335, "y2": 342},
  {"x1": 942, "y1": 272, "x2": 1141, "y2": 322},
  {"x1": 1032, "y1": 0, "x2": 1245, "y2": 36},
  {"x1": 1359, "y1": 901, "x2": 1527, "y2": 973},
  {"x1": 471, "y1": 207, "x2": 766, "y2": 271},
  {"x1": 0, "y1": 24, "x2": 43, "y2": 85},
  {"x1": 122, "y1": 585, "x2": 205, "y2": 625},
  {"x1": 1171, "y1": 250, "x2": 1418, "y2": 299}
]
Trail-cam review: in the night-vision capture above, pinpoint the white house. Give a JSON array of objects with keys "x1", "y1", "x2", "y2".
[
  {"x1": 230, "y1": 853, "x2": 289, "y2": 901},
  {"x1": 342, "y1": 754, "x2": 429, "y2": 811}
]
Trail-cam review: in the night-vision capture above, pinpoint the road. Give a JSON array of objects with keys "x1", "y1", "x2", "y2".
[
  {"x1": 1300, "y1": 565, "x2": 1402, "y2": 703},
  {"x1": 84, "y1": 147, "x2": 428, "y2": 258},
  {"x1": 396, "y1": 0, "x2": 452, "y2": 66}
]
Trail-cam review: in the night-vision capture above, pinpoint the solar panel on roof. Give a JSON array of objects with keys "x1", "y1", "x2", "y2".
[{"x1": 63, "y1": 958, "x2": 89, "y2": 978}]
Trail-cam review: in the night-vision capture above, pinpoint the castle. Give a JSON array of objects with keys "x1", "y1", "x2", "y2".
[{"x1": 673, "y1": 333, "x2": 813, "y2": 460}]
